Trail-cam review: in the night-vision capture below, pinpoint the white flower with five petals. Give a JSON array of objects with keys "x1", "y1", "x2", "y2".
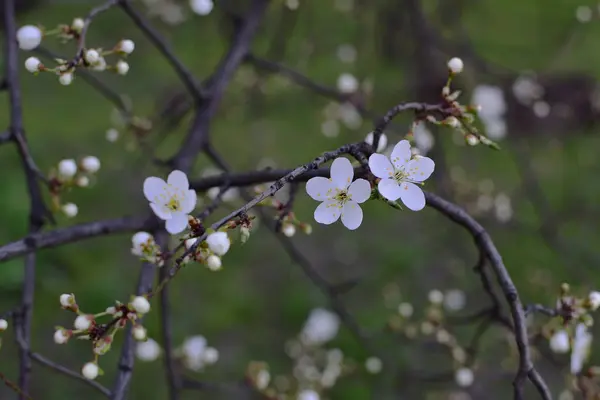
[
  {"x1": 305, "y1": 158, "x2": 371, "y2": 230},
  {"x1": 143, "y1": 170, "x2": 197, "y2": 234},
  {"x1": 368, "y1": 140, "x2": 434, "y2": 211}
]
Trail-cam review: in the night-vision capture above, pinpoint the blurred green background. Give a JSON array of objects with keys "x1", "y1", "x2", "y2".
[{"x1": 2, "y1": 0, "x2": 600, "y2": 399}]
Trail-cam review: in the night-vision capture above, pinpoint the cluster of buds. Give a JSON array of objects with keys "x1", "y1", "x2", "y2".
[
  {"x1": 252, "y1": 193, "x2": 312, "y2": 237},
  {"x1": 131, "y1": 232, "x2": 164, "y2": 266},
  {"x1": 17, "y1": 19, "x2": 135, "y2": 85},
  {"x1": 49, "y1": 156, "x2": 101, "y2": 218},
  {"x1": 182, "y1": 230, "x2": 231, "y2": 271},
  {"x1": 55, "y1": 293, "x2": 152, "y2": 380}
]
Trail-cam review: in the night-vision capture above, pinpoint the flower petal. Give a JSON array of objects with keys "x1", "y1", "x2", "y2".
[
  {"x1": 390, "y1": 140, "x2": 412, "y2": 169},
  {"x1": 399, "y1": 182, "x2": 426, "y2": 211},
  {"x1": 165, "y1": 213, "x2": 189, "y2": 234},
  {"x1": 150, "y1": 202, "x2": 172, "y2": 220},
  {"x1": 143, "y1": 177, "x2": 167, "y2": 202},
  {"x1": 405, "y1": 156, "x2": 435, "y2": 182},
  {"x1": 167, "y1": 170, "x2": 189, "y2": 189},
  {"x1": 377, "y1": 178, "x2": 402, "y2": 201},
  {"x1": 314, "y1": 200, "x2": 341, "y2": 225},
  {"x1": 348, "y1": 179, "x2": 371, "y2": 203},
  {"x1": 181, "y1": 189, "x2": 197, "y2": 213},
  {"x1": 368, "y1": 153, "x2": 394, "y2": 179},
  {"x1": 341, "y1": 200, "x2": 363, "y2": 230},
  {"x1": 306, "y1": 177, "x2": 335, "y2": 201},
  {"x1": 330, "y1": 157, "x2": 353, "y2": 189}
]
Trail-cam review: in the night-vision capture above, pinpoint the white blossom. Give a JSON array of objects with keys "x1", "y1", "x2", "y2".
[
  {"x1": 576, "y1": 6, "x2": 593, "y2": 23},
  {"x1": 62, "y1": 203, "x2": 78, "y2": 218},
  {"x1": 365, "y1": 357, "x2": 382, "y2": 374},
  {"x1": 74, "y1": 315, "x2": 92, "y2": 331},
  {"x1": 282, "y1": 223, "x2": 296, "y2": 237},
  {"x1": 143, "y1": 170, "x2": 197, "y2": 234},
  {"x1": 444, "y1": 289, "x2": 466, "y2": 311},
  {"x1": 428, "y1": 289, "x2": 444, "y2": 304},
  {"x1": 131, "y1": 296, "x2": 151, "y2": 314},
  {"x1": 117, "y1": 39, "x2": 135, "y2": 54},
  {"x1": 447, "y1": 57, "x2": 464, "y2": 74},
  {"x1": 368, "y1": 140, "x2": 434, "y2": 211},
  {"x1": 54, "y1": 329, "x2": 70, "y2": 344},
  {"x1": 91, "y1": 57, "x2": 107, "y2": 71},
  {"x1": 301, "y1": 308, "x2": 340, "y2": 345},
  {"x1": 364, "y1": 132, "x2": 388, "y2": 152},
  {"x1": 60, "y1": 293, "x2": 75, "y2": 307},
  {"x1": 85, "y1": 49, "x2": 100, "y2": 64},
  {"x1": 206, "y1": 232, "x2": 230, "y2": 256},
  {"x1": 106, "y1": 128, "x2": 119, "y2": 142},
  {"x1": 17, "y1": 25, "x2": 42, "y2": 51},
  {"x1": 588, "y1": 291, "x2": 600, "y2": 310},
  {"x1": 0, "y1": 319, "x2": 8, "y2": 331},
  {"x1": 549, "y1": 330, "x2": 570, "y2": 354},
  {"x1": 398, "y1": 302, "x2": 414, "y2": 318},
  {"x1": 131, "y1": 232, "x2": 154, "y2": 257},
  {"x1": 116, "y1": 60, "x2": 130, "y2": 75},
  {"x1": 206, "y1": 255, "x2": 222, "y2": 271},
  {"x1": 298, "y1": 389, "x2": 320, "y2": 400},
  {"x1": 71, "y1": 18, "x2": 85, "y2": 32},
  {"x1": 190, "y1": 0, "x2": 214, "y2": 15},
  {"x1": 82, "y1": 362, "x2": 99, "y2": 380},
  {"x1": 136, "y1": 338, "x2": 161, "y2": 361},
  {"x1": 81, "y1": 156, "x2": 100, "y2": 173},
  {"x1": 59, "y1": 72, "x2": 74, "y2": 86},
  {"x1": 337, "y1": 73, "x2": 359, "y2": 93},
  {"x1": 133, "y1": 325, "x2": 147, "y2": 341},
  {"x1": 455, "y1": 367, "x2": 474, "y2": 387},
  {"x1": 181, "y1": 335, "x2": 209, "y2": 371},
  {"x1": 58, "y1": 159, "x2": 77, "y2": 178},
  {"x1": 76, "y1": 176, "x2": 89, "y2": 187},
  {"x1": 256, "y1": 369, "x2": 270, "y2": 389},
  {"x1": 305, "y1": 157, "x2": 371, "y2": 230},
  {"x1": 571, "y1": 323, "x2": 592, "y2": 374},
  {"x1": 25, "y1": 57, "x2": 41, "y2": 73}
]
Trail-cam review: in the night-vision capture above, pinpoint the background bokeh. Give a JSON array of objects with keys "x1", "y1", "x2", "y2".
[{"x1": 1, "y1": 0, "x2": 600, "y2": 399}]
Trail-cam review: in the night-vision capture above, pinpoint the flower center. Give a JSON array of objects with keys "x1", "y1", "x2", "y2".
[
  {"x1": 166, "y1": 196, "x2": 181, "y2": 211},
  {"x1": 333, "y1": 189, "x2": 351, "y2": 205},
  {"x1": 393, "y1": 169, "x2": 408, "y2": 183}
]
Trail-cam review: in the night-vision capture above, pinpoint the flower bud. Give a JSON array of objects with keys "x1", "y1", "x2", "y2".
[
  {"x1": 25, "y1": 57, "x2": 42, "y2": 73},
  {"x1": 17, "y1": 25, "x2": 42, "y2": 51},
  {"x1": 206, "y1": 232, "x2": 230, "y2": 256},
  {"x1": 54, "y1": 328, "x2": 71, "y2": 344},
  {"x1": 0, "y1": 319, "x2": 8, "y2": 331},
  {"x1": 58, "y1": 159, "x2": 77, "y2": 179},
  {"x1": 74, "y1": 315, "x2": 92, "y2": 331},
  {"x1": 240, "y1": 226, "x2": 250, "y2": 244},
  {"x1": 447, "y1": 57, "x2": 464, "y2": 74},
  {"x1": 132, "y1": 325, "x2": 147, "y2": 341},
  {"x1": 62, "y1": 203, "x2": 78, "y2": 218},
  {"x1": 206, "y1": 255, "x2": 222, "y2": 271},
  {"x1": 59, "y1": 72, "x2": 74, "y2": 86},
  {"x1": 85, "y1": 49, "x2": 100, "y2": 64},
  {"x1": 60, "y1": 293, "x2": 75, "y2": 308},
  {"x1": 71, "y1": 18, "x2": 85, "y2": 32},
  {"x1": 116, "y1": 60, "x2": 129, "y2": 75},
  {"x1": 282, "y1": 223, "x2": 296, "y2": 237},
  {"x1": 117, "y1": 39, "x2": 135, "y2": 54},
  {"x1": 80, "y1": 156, "x2": 100, "y2": 173},
  {"x1": 82, "y1": 362, "x2": 99, "y2": 380},
  {"x1": 131, "y1": 296, "x2": 150, "y2": 314}
]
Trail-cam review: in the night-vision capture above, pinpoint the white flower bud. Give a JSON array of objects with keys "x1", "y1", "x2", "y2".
[
  {"x1": 80, "y1": 156, "x2": 100, "y2": 173},
  {"x1": 365, "y1": 357, "x2": 382, "y2": 374},
  {"x1": 588, "y1": 291, "x2": 600, "y2": 310},
  {"x1": 398, "y1": 302, "x2": 414, "y2": 318},
  {"x1": 58, "y1": 159, "x2": 77, "y2": 178},
  {"x1": 0, "y1": 319, "x2": 8, "y2": 331},
  {"x1": 85, "y1": 49, "x2": 100, "y2": 64},
  {"x1": 82, "y1": 362, "x2": 99, "y2": 380},
  {"x1": 62, "y1": 203, "x2": 78, "y2": 218},
  {"x1": 447, "y1": 57, "x2": 464, "y2": 74},
  {"x1": 445, "y1": 116, "x2": 460, "y2": 128},
  {"x1": 71, "y1": 18, "x2": 85, "y2": 32},
  {"x1": 428, "y1": 289, "x2": 444, "y2": 305},
  {"x1": 255, "y1": 369, "x2": 270, "y2": 390},
  {"x1": 206, "y1": 232, "x2": 230, "y2": 256},
  {"x1": 59, "y1": 72, "x2": 74, "y2": 86},
  {"x1": 133, "y1": 325, "x2": 147, "y2": 341},
  {"x1": 24, "y1": 57, "x2": 42, "y2": 73},
  {"x1": 118, "y1": 39, "x2": 135, "y2": 54},
  {"x1": 106, "y1": 128, "x2": 119, "y2": 142},
  {"x1": 116, "y1": 60, "x2": 129, "y2": 75},
  {"x1": 550, "y1": 330, "x2": 570, "y2": 354},
  {"x1": 60, "y1": 293, "x2": 75, "y2": 307},
  {"x1": 74, "y1": 315, "x2": 92, "y2": 331},
  {"x1": 190, "y1": 0, "x2": 214, "y2": 15},
  {"x1": 54, "y1": 329, "x2": 70, "y2": 344},
  {"x1": 466, "y1": 135, "x2": 479, "y2": 146},
  {"x1": 75, "y1": 176, "x2": 89, "y2": 187},
  {"x1": 131, "y1": 296, "x2": 150, "y2": 314},
  {"x1": 105, "y1": 306, "x2": 117, "y2": 314},
  {"x1": 206, "y1": 255, "x2": 222, "y2": 271},
  {"x1": 91, "y1": 57, "x2": 107, "y2": 71},
  {"x1": 136, "y1": 338, "x2": 161, "y2": 361},
  {"x1": 364, "y1": 132, "x2": 388, "y2": 152},
  {"x1": 240, "y1": 226, "x2": 250, "y2": 244},
  {"x1": 17, "y1": 25, "x2": 42, "y2": 51},
  {"x1": 337, "y1": 72, "x2": 359, "y2": 93},
  {"x1": 454, "y1": 367, "x2": 474, "y2": 387},
  {"x1": 202, "y1": 347, "x2": 219, "y2": 364},
  {"x1": 282, "y1": 223, "x2": 296, "y2": 237}
]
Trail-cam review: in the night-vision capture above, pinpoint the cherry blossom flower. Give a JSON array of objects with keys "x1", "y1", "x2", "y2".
[
  {"x1": 368, "y1": 140, "x2": 434, "y2": 211},
  {"x1": 305, "y1": 157, "x2": 371, "y2": 230},
  {"x1": 143, "y1": 170, "x2": 197, "y2": 234}
]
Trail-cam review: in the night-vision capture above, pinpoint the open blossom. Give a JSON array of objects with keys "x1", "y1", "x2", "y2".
[
  {"x1": 571, "y1": 323, "x2": 592, "y2": 374},
  {"x1": 143, "y1": 170, "x2": 197, "y2": 234},
  {"x1": 368, "y1": 140, "x2": 434, "y2": 211},
  {"x1": 305, "y1": 157, "x2": 371, "y2": 230}
]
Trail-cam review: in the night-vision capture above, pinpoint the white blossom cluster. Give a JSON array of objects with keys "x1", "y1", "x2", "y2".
[{"x1": 53, "y1": 156, "x2": 101, "y2": 218}]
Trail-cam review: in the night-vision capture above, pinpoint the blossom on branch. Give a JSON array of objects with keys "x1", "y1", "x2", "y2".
[
  {"x1": 368, "y1": 140, "x2": 435, "y2": 211},
  {"x1": 143, "y1": 170, "x2": 197, "y2": 234},
  {"x1": 305, "y1": 157, "x2": 371, "y2": 230}
]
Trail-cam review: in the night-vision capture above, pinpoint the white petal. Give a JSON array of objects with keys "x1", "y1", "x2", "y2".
[
  {"x1": 314, "y1": 200, "x2": 341, "y2": 225},
  {"x1": 143, "y1": 177, "x2": 166, "y2": 202},
  {"x1": 150, "y1": 203, "x2": 172, "y2": 220},
  {"x1": 405, "y1": 157, "x2": 435, "y2": 182},
  {"x1": 167, "y1": 170, "x2": 189, "y2": 189},
  {"x1": 306, "y1": 177, "x2": 335, "y2": 201},
  {"x1": 377, "y1": 178, "x2": 402, "y2": 201},
  {"x1": 341, "y1": 200, "x2": 363, "y2": 230},
  {"x1": 348, "y1": 179, "x2": 371, "y2": 203},
  {"x1": 399, "y1": 182, "x2": 426, "y2": 211},
  {"x1": 165, "y1": 213, "x2": 189, "y2": 234},
  {"x1": 368, "y1": 153, "x2": 394, "y2": 179},
  {"x1": 330, "y1": 157, "x2": 353, "y2": 189},
  {"x1": 181, "y1": 189, "x2": 197, "y2": 213},
  {"x1": 390, "y1": 140, "x2": 412, "y2": 169}
]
